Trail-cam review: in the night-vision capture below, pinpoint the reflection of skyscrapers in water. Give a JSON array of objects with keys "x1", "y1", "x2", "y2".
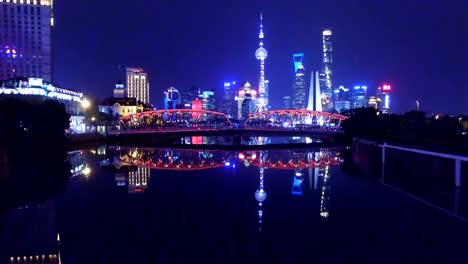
[
  {"x1": 255, "y1": 167, "x2": 267, "y2": 232},
  {"x1": 1, "y1": 200, "x2": 60, "y2": 264},
  {"x1": 128, "y1": 167, "x2": 151, "y2": 194},
  {"x1": 319, "y1": 166, "x2": 331, "y2": 219}
]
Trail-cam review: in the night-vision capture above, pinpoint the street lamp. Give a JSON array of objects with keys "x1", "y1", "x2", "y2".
[{"x1": 81, "y1": 98, "x2": 90, "y2": 109}]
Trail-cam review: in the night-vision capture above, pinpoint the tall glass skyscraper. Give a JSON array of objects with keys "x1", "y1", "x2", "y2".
[
  {"x1": 321, "y1": 29, "x2": 333, "y2": 111},
  {"x1": 126, "y1": 67, "x2": 149, "y2": 104},
  {"x1": 0, "y1": 0, "x2": 53, "y2": 81},
  {"x1": 352, "y1": 85, "x2": 367, "y2": 109},
  {"x1": 293, "y1": 65, "x2": 307, "y2": 109},
  {"x1": 222, "y1": 81, "x2": 236, "y2": 118}
]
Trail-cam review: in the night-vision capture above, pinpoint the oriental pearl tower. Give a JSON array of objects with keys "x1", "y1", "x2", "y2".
[{"x1": 254, "y1": 12, "x2": 269, "y2": 112}]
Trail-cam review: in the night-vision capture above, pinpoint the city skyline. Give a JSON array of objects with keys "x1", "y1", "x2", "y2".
[{"x1": 50, "y1": 0, "x2": 466, "y2": 114}]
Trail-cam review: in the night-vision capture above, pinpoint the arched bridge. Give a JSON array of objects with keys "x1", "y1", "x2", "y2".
[{"x1": 109, "y1": 109, "x2": 347, "y2": 137}]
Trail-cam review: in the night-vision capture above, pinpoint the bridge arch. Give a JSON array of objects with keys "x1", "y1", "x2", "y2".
[
  {"x1": 243, "y1": 110, "x2": 348, "y2": 128},
  {"x1": 115, "y1": 109, "x2": 232, "y2": 131}
]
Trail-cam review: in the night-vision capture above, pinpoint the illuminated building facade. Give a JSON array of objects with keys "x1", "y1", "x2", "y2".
[
  {"x1": 0, "y1": 0, "x2": 53, "y2": 82},
  {"x1": 352, "y1": 85, "x2": 367, "y2": 108},
  {"x1": 221, "y1": 82, "x2": 236, "y2": 117},
  {"x1": 283, "y1": 96, "x2": 291, "y2": 110},
  {"x1": 306, "y1": 71, "x2": 322, "y2": 111},
  {"x1": 126, "y1": 67, "x2": 149, "y2": 104},
  {"x1": 163, "y1": 87, "x2": 181, "y2": 110},
  {"x1": 321, "y1": 29, "x2": 333, "y2": 111},
  {"x1": 377, "y1": 84, "x2": 391, "y2": 113},
  {"x1": 293, "y1": 53, "x2": 304, "y2": 73},
  {"x1": 199, "y1": 89, "x2": 216, "y2": 111},
  {"x1": 254, "y1": 13, "x2": 268, "y2": 112},
  {"x1": 128, "y1": 167, "x2": 150, "y2": 194},
  {"x1": 235, "y1": 81, "x2": 256, "y2": 119},
  {"x1": 367, "y1": 96, "x2": 381, "y2": 110},
  {"x1": 333, "y1": 85, "x2": 351, "y2": 113},
  {"x1": 293, "y1": 65, "x2": 307, "y2": 109}
]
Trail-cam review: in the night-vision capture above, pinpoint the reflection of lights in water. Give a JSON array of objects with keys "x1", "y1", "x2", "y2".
[
  {"x1": 319, "y1": 165, "x2": 330, "y2": 219},
  {"x1": 255, "y1": 167, "x2": 267, "y2": 232}
]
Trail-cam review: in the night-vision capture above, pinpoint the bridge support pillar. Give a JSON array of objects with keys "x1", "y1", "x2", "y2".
[{"x1": 455, "y1": 159, "x2": 461, "y2": 188}]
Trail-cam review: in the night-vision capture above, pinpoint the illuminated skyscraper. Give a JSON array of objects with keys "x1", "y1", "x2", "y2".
[
  {"x1": 254, "y1": 12, "x2": 268, "y2": 112},
  {"x1": 126, "y1": 67, "x2": 149, "y2": 104},
  {"x1": 235, "y1": 81, "x2": 256, "y2": 119},
  {"x1": 352, "y1": 85, "x2": 367, "y2": 108},
  {"x1": 377, "y1": 84, "x2": 391, "y2": 113},
  {"x1": 222, "y1": 81, "x2": 236, "y2": 118},
  {"x1": 0, "y1": 0, "x2": 54, "y2": 81},
  {"x1": 333, "y1": 85, "x2": 351, "y2": 113},
  {"x1": 283, "y1": 96, "x2": 292, "y2": 109},
  {"x1": 164, "y1": 87, "x2": 181, "y2": 110},
  {"x1": 293, "y1": 65, "x2": 307, "y2": 109},
  {"x1": 293, "y1": 53, "x2": 304, "y2": 73},
  {"x1": 307, "y1": 71, "x2": 322, "y2": 111},
  {"x1": 321, "y1": 29, "x2": 333, "y2": 111},
  {"x1": 199, "y1": 89, "x2": 216, "y2": 111}
]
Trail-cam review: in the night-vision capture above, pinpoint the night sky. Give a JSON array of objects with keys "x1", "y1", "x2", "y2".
[{"x1": 53, "y1": 0, "x2": 467, "y2": 114}]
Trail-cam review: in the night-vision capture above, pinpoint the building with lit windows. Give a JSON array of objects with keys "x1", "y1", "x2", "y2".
[
  {"x1": 377, "y1": 84, "x2": 391, "y2": 113},
  {"x1": 283, "y1": 96, "x2": 291, "y2": 110},
  {"x1": 180, "y1": 86, "x2": 199, "y2": 108},
  {"x1": 367, "y1": 96, "x2": 381, "y2": 110},
  {"x1": 163, "y1": 87, "x2": 181, "y2": 110},
  {"x1": 199, "y1": 89, "x2": 216, "y2": 111},
  {"x1": 352, "y1": 85, "x2": 367, "y2": 109},
  {"x1": 293, "y1": 65, "x2": 307, "y2": 109},
  {"x1": 126, "y1": 67, "x2": 149, "y2": 104},
  {"x1": 235, "y1": 81, "x2": 256, "y2": 119},
  {"x1": 99, "y1": 81, "x2": 148, "y2": 117},
  {"x1": 333, "y1": 85, "x2": 351, "y2": 113},
  {"x1": 321, "y1": 29, "x2": 333, "y2": 111},
  {"x1": 0, "y1": 0, "x2": 54, "y2": 82},
  {"x1": 221, "y1": 81, "x2": 236, "y2": 118},
  {"x1": 293, "y1": 53, "x2": 304, "y2": 73}
]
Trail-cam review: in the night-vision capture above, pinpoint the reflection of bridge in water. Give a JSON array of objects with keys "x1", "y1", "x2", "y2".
[{"x1": 108, "y1": 109, "x2": 348, "y2": 139}]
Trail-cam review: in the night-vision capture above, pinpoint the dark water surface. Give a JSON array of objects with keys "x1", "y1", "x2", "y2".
[{"x1": 1, "y1": 145, "x2": 468, "y2": 264}]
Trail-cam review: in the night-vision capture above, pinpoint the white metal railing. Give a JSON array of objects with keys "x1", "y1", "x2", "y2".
[{"x1": 380, "y1": 143, "x2": 468, "y2": 187}]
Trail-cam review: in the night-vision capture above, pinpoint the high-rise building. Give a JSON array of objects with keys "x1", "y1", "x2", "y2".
[
  {"x1": 333, "y1": 85, "x2": 351, "y2": 113},
  {"x1": 293, "y1": 65, "x2": 307, "y2": 109},
  {"x1": 307, "y1": 71, "x2": 322, "y2": 111},
  {"x1": 222, "y1": 81, "x2": 236, "y2": 118},
  {"x1": 164, "y1": 87, "x2": 181, "y2": 110},
  {"x1": 254, "y1": 12, "x2": 268, "y2": 112},
  {"x1": 199, "y1": 89, "x2": 216, "y2": 111},
  {"x1": 235, "y1": 81, "x2": 256, "y2": 119},
  {"x1": 321, "y1": 29, "x2": 333, "y2": 111},
  {"x1": 181, "y1": 85, "x2": 200, "y2": 108},
  {"x1": 126, "y1": 67, "x2": 149, "y2": 104},
  {"x1": 352, "y1": 85, "x2": 367, "y2": 109},
  {"x1": 293, "y1": 53, "x2": 304, "y2": 73},
  {"x1": 368, "y1": 96, "x2": 381, "y2": 110},
  {"x1": 0, "y1": 0, "x2": 54, "y2": 81},
  {"x1": 283, "y1": 96, "x2": 292, "y2": 110},
  {"x1": 113, "y1": 80, "x2": 125, "y2": 98},
  {"x1": 377, "y1": 84, "x2": 391, "y2": 113}
]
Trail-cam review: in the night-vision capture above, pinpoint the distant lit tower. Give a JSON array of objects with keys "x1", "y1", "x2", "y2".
[
  {"x1": 377, "y1": 84, "x2": 391, "y2": 113},
  {"x1": 307, "y1": 71, "x2": 322, "y2": 111},
  {"x1": 164, "y1": 87, "x2": 181, "y2": 110},
  {"x1": 293, "y1": 65, "x2": 307, "y2": 109},
  {"x1": 126, "y1": 67, "x2": 149, "y2": 104},
  {"x1": 333, "y1": 85, "x2": 351, "y2": 113},
  {"x1": 321, "y1": 29, "x2": 334, "y2": 111},
  {"x1": 352, "y1": 85, "x2": 367, "y2": 108},
  {"x1": 283, "y1": 96, "x2": 292, "y2": 109},
  {"x1": 293, "y1": 53, "x2": 305, "y2": 73},
  {"x1": 222, "y1": 81, "x2": 236, "y2": 118},
  {"x1": 254, "y1": 12, "x2": 269, "y2": 112}
]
